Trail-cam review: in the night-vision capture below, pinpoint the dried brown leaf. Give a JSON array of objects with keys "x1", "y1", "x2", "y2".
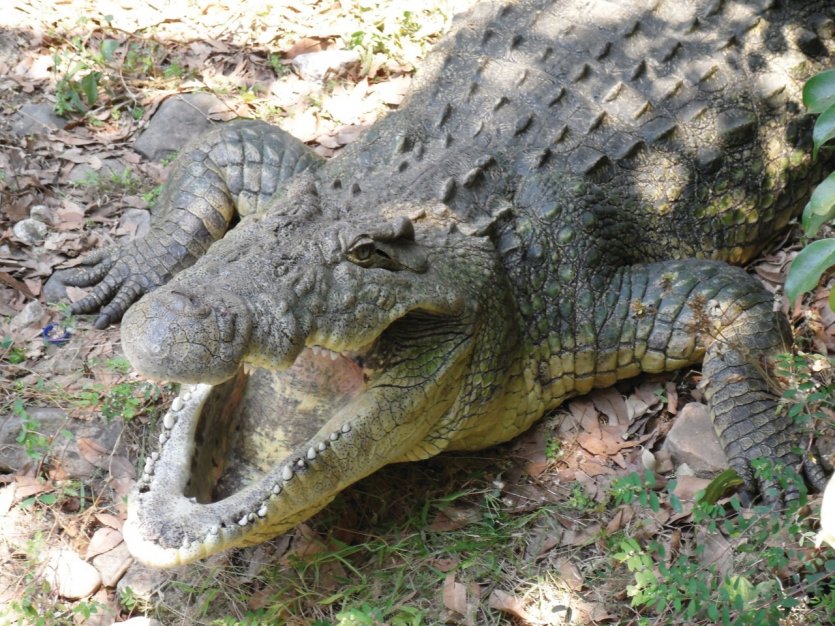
[
  {"x1": 488, "y1": 589, "x2": 535, "y2": 623},
  {"x1": 443, "y1": 572, "x2": 468, "y2": 616},
  {"x1": 555, "y1": 556, "x2": 584, "y2": 591}
]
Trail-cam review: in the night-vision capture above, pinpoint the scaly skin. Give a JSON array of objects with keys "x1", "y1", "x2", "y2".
[{"x1": 59, "y1": 0, "x2": 834, "y2": 567}]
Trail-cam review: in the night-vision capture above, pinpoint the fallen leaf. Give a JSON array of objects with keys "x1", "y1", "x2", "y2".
[
  {"x1": 488, "y1": 589, "x2": 535, "y2": 623},
  {"x1": 555, "y1": 557, "x2": 583, "y2": 591},
  {"x1": 443, "y1": 572, "x2": 468, "y2": 616}
]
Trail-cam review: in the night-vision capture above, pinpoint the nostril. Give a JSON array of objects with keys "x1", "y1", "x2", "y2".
[{"x1": 167, "y1": 291, "x2": 211, "y2": 318}]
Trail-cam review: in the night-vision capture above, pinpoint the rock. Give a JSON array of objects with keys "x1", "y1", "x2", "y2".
[
  {"x1": 9, "y1": 300, "x2": 44, "y2": 334},
  {"x1": 67, "y1": 157, "x2": 129, "y2": 185},
  {"x1": 118, "y1": 208, "x2": 151, "y2": 239},
  {"x1": 41, "y1": 549, "x2": 102, "y2": 599},
  {"x1": 12, "y1": 218, "x2": 49, "y2": 245},
  {"x1": 112, "y1": 617, "x2": 165, "y2": 626},
  {"x1": 116, "y1": 562, "x2": 172, "y2": 611},
  {"x1": 30, "y1": 204, "x2": 57, "y2": 225},
  {"x1": 10, "y1": 103, "x2": 66, "y2": 136},
  {"x1": 0, "y1": 406, "x2": 125, "y2": 478},
  {"x1": 133, "y1": 92, "x2": 225, "y2": 161},
  {"x1": 291, "y1": 49, "x2": 361, "y2": 82},
  {"x1": 663, "y1": 403, "x2": 728, "y2": 476},
  {"x1": 92, "y1": 542, "x2": 134, "y2": 587}
]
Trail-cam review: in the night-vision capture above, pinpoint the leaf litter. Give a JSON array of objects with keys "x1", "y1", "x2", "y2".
[{"x1": 0, "y1": 0, "x2": 833, "y2": 624}]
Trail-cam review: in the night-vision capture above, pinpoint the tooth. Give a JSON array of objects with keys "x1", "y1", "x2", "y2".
[
  {"x1": 257, "y1": 505, "x2": 268, "y2": 517},
  {"x1": 307, "y1": 447, "x2": 317, "y2": 460},
  {"x1": 209, "y1": 525, "x2": 219, "y2": 535},
  {"x1": 142, "y1": 473, "x2": 150, "y2": 483},
  {"x1": 329, "y1": 432, "x2": 339, "y2": 441},
  {"x1": 151, "y1": 451, "x2": 159, "y2": 461},
  {"x1": 318, "y1": 442, "x2": 327, "y2": 452},
  {"x1": 282, "y1": 465, "x2": 293, "y2": 481},
  {"x1": 296, "y1": 459, "x2": 306, "y2": 469},
  {"x1": 144, "y1": 460, "x2": 154, "y2": 472},
  {"x1": 272, "y1": 484, "x2": 281, "y2": 495},
  {"x1": 341, "y1": 423, "x2": 352, "y2": 433},
  {"x1": 188, "y1": 496, "x2": 197, "y2": 503},
  {"x1": 312, "y1": 346, "x2": 321, "y2": 355},
  {"x1": 171, "y1": 397, "x2": 184, "y2": 412},
  {"x1": 238, "y1": 514, "x2": 248, "y2": 527},
  {"x1": 183, "y1": 391, "x2": 192, "y2": 402},
  {"x1": 163, "y1": 412, "x2": 176, "y2": 429},
  {"x1": 248, "y1": 512, "x2": 256, "y2": 522},
  {"x1": 330, "y1": 351, "x2": 338, "y2": 360},
  {"x1": 159, "y1": 432, "x2": 168, "y2": 444}
]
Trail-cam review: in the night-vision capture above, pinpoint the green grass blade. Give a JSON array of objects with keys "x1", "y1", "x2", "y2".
[{"x1": 785, "y1": 239, "x2": 835, "y2": 303}]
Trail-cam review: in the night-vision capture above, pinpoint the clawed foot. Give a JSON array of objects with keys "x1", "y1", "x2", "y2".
[
  {"x1": 58, "y1": 237, "x2": 193, "y2": 329},
  {"x1": 732, "y1": 450, "x2": 830, "y2": 508}
]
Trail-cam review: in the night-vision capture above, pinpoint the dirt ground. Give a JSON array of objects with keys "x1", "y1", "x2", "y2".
[{"x1": 1, "y1": 1, "x2": 833, "y2": 625}]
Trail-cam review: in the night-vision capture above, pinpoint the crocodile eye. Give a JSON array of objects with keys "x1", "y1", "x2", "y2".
[{"x1": 346, "y1": 239, "x2": 377, "y2": 267}]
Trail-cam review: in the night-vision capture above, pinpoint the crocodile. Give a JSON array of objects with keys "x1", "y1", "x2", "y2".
[{"x1": 57, "y1": 0, "x2": 834, "y2": 567}]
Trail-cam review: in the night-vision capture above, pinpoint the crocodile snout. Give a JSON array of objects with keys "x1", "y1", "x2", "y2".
[{"x1": 121, "y1": 288, "x2": 252, "y2": 384}]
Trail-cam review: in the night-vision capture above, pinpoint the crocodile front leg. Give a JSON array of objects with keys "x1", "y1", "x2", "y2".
[
  {"x1": 595, "y1": 260, "x2": 826, "y2": 500},
  {"x1": 59, "y1": 120, "x2": 322, "y2": 328}
]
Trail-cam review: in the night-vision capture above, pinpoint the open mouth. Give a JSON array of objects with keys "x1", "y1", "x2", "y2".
[{"x1": 123, "y1": 345, "x2": 372, "y2": 567}]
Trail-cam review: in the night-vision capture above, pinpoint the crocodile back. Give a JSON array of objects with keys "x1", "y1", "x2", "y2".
[{"x1": 320, "y1": 0, "x2": 833, "y2": 266}]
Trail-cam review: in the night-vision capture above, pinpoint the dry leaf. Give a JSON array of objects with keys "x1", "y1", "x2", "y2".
[
  {"x1": 555, "y1": 557, "x2": 583, "y2": 591},
  {"x1": 95, "y1": 512, "x2": 123, "y2": 529},
  {"x1": 488, "y1": 589, "x2": 535, "y2": 623},
  {"x1": 442, "y1": 572, "x2": 468, "y2": 616}
]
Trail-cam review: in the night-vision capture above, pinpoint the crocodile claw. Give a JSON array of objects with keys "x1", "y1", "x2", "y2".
[{"x1": 61, "y1": 237, "x2": 195, "y2": 328}]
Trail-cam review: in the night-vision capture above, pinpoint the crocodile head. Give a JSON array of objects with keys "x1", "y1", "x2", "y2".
[{"x1": 120, "y1": 179, "x2": 520, "y2": 567}]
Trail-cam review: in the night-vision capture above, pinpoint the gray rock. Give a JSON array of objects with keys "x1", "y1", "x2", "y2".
[
  {"x1": 116, "y1": 562, "x2": 172, "y2": 611},
  {"x1": 0, "y1": 406, "x2": 125, "y2": 478},
  {"x1": 41, "y1": 549, "x2": 102, "y2": 599},
  {"x1": 12, "y1": 218, "x2": 48, "y2": 245},
  {"x1": 9, "y1": 300, "x2": 44, "y2": 334},
  {"x1": 292, "y1": 49, "x2": 361, "y2": 82},
  {"x1": 30, "y1": 204, "x2": 57, "y2": 225},
  {"x1": 11, "y1": 103, "x2": 66, "y2": 136},
  {"x1": 663, "y1": 402, "x2": 728, "y2": 476},
  {"x1": 133, "y1": 92, "x2": 225, "y2": 161},
  {"x1": 68, "y1": 157, "x2": 129, "y2": 185},
  {"x1": 92, "y1": 542, "x2": 134, "y2": 587}
]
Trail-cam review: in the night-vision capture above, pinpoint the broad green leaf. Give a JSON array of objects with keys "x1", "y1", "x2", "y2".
[
  {"x1": 813, "y1": 104, "x2": 835, "y2": 159},
  {"x1": 804, "y1": 69, "x2": 835, "y2": 114},
  {"x1": 802, "y1": 172, "x2": 835, "y2": 237},
  {"x1": 101, "y1": 39, "x2": 119, "y2": 62},
  {"x1": 785, "y1": 238, "x2": 835, "y2": 303},
  {"x1": 80, "y1": 72, "x2": 100, "y2": 106}
]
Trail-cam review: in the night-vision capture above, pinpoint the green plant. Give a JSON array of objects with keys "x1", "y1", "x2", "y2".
[
  {"x1": 1, "y1": 336, "x2": 26, "y2": 365},
  {"x1": 785, "y1": 68, "x2": 835, "y2": 310}
]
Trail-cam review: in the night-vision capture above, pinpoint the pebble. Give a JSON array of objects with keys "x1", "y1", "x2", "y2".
[
  {"x1": 41, "y1": 549, "x2": 102, "y2": 599},
  {"x1": 12, "y1": 218, "x2": 48, "y2": 245}
]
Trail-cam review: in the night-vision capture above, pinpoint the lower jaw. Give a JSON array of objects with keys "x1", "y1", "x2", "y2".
[{"x1": 125, "y1": 348, "x2": 367, "y2": 566}]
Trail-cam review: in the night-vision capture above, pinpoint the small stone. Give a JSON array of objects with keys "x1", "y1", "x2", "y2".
[
  {"x1": 12, "y1": 218, "x2": 48, "y2": 245},
  {"x1": 41, "y1": 549, "x2": 102, "y2": 599},
  {"x1": 42, "y1": 272, "x2": 68, "y2": 303},
  {"x1": 291, "y1": 49, "x2": 361, "y2": 82},
  {"x1": 662, "y1": 403, "x2": 728, "y2": 475},
  {"x1": 116, "y1": 563, "x2": 171, "y2": 610},
  {"x1": 9, "y1": 300, "x2": 44, "y2": 334},
  {"x1": 29, "y1": 204, "x2": 56, "y2": 225},
  {"x1": 91, "y1": 542, "x2": 133, "y2": 587}
]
